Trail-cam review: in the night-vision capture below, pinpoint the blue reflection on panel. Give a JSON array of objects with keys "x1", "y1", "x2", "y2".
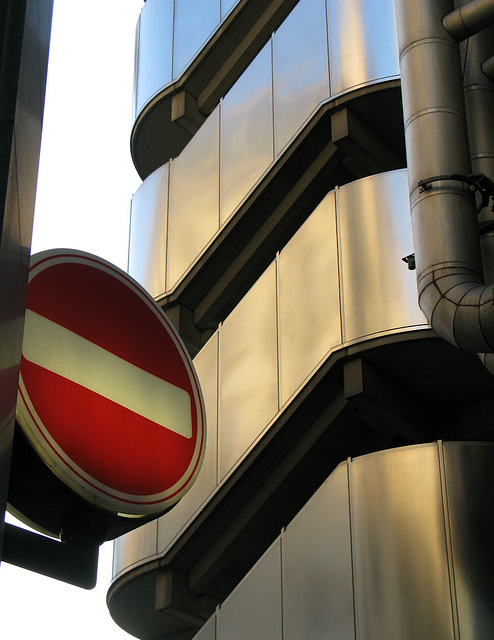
[
  {"x1": 173, "y1": 0, "x2": 220, "y2": 78},
  {"x1": 221, "y1": 0, "x2": 240, "y2": 19},
  {"x1": 135, "y1": 0, "x2": 174, "y2": 116},
  {"x1": 327, "y1": 0, "x2": 399, "y2": 95},
  {"x1": 273, "y1": 0, "x2": 329, "y2": 154},
  {"x1": 220, "y1": 42, "x2": 274, "y2": 224}
]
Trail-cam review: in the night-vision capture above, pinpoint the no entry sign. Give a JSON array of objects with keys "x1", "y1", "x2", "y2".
[{"x1": 16, "y1": 250, "x2": 206, "y2": 518}]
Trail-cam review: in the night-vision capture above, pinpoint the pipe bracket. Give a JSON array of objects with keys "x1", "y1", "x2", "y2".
[{"x1": 418, "y1": 173, "x2": 494, "y2": 214}]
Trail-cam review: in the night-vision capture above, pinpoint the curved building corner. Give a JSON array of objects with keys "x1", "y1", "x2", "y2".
[{"x1": 109, "y1": 1, "x2": 494, "y2": 638}]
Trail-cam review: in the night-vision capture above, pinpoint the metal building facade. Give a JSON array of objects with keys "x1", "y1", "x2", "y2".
[{"x1": 108, "y1": 1, "x2": 494, "y2": 638}]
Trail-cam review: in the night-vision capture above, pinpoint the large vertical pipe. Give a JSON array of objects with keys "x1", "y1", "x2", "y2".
[
  {"x1": 451, "y1": 0, "x2": 494, "y2": 282},
  {"x1": 394, "y1": 0, "x2": 494, "y2": 354}
]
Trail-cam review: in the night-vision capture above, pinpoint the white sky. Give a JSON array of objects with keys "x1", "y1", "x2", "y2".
[{"x1": 1, "y1": 2, "x2": 144, "y2": 638}]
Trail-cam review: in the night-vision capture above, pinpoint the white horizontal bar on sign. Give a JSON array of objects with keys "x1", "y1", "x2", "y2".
[{"x1": 22, "y1": 310, "x2": 192, "y2": 439}]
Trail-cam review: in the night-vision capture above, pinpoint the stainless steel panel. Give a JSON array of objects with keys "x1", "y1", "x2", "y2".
[
  {"x1": 220, "y1": 42, "x2": 274, "y2": 224},
  {"x1": 112, "y1": 519, "x2": 158, "y2": 579},
  {"x1": 282, "y1": 462, "x2": 354, "y2": 640},
  {"x1": 443, "y1": 442, "x2": 494, "y2": 638},
  {"x1": 278, "y1": 192, "x2": 341, "y2": 406},
  {"x1": 128, "y1": 163, "x2": 168, "y2": 298},
  {"x1": 350, "y1": 444, "x2": 454, "y2": 640},
  {"x1": 327, "y1": 0, "x2": 399, "y2": 96},
  {"x1": 218, "y1": 263, "x2": 278, "y2": 480},
  {"x1": 157, "y1": 333, "x2": 219, "y2": 554},
  {"x1": 135, "y1": 0, "x2": 174, "y2": 116},
  {"x1": 217, "y1": 539, "x2": 282, "y2": 640},
  {"x1": 166, "y1": 107, "x2": 220, "y2": 290},
  {"x1": 337, "y1": 170, "x2": 427, "y2": 344},
  {"x1": 273, "y1": 0, "x2": 329, "y2": 154},
  {"x1": 192, "y1": 614, "x2": 216, "y2": 640},
  {"x1": 173, "y1": 0, "x2": 220, "y2": 77},
  {"x1": 220, "y1": 0, "x2": 239, "y2": 19}
]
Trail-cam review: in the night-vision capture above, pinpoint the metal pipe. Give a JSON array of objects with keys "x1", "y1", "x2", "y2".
[
  {"x1": 454, "y1": 0, "x2": 494, "y2": 281},
  {"x1": 394, "y1": 0, "x2": 494, "y2": 356},
  {"x1": 482, "y1": 55, "x2": 494, "y2": 78},
  {"x1": 443, "y1": 0, "x2": 494, "y2": 40}
]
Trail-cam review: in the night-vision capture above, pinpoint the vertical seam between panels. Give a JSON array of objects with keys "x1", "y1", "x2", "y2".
[
  {"x1": 347, "y1": 458, "x2": 358, "y2": 640},
  {"x1": 275, "y1": 255, "x2": 281, "y2": 413},
  {"x1": 164, "y1": 160, "x2": 171, "y2": 292},
  {"x1": 271, "y1": 32, "x2": 277, "y2": 160},
  {"x1": 324, "y1": 0, "x2": 331, "y2": 98},
  {"x1": 280, "y1": 532, "x2": 285, "y2": 640},
  {"x1": 133, "y1": 14, "x2": 141, "y2": 120},
  {"x1": 127, "y1": 197, "x2": 133, "y2": 273},
  {"x1": 217, "y1": 323, "x2": 222, "y2": 485},
  {"x1": 171, "y1": 0, "x2": 176, "y2": 81},
  {"x1": 215, "y1": 330, "x2": 220, "y2": 486},
  {"x1": 218, "y1": 100, "x2": 222, "y2": 230},
  {"x1": 437, "y1": 440, "x2": 461, "y2": 639},
  {"x1": 334, "y1": 188, "x2": 346, "y2": 344}
]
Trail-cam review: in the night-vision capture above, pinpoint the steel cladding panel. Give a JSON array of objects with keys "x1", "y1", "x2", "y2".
[
  {"x1": 327, "y1": 0, "x2": 399, "y2": 95},
  {"x1": 338, "y1": 170, "x2": 426, "y2": 343},
  {"x1": 443, "y1": 442, "x2": 494, "y2": 638},
  {"x1": 173, "y1": 0, "x2": 220, "y2": 78},
  {"x1": 157, "y1": 333, "x2": 219, "y2": 554},
  {"x1": 135, "y1": 0, "x2": 173, "y2": 116},
  {"x1": 217, "y1": 540, "x2": 282, "y2": 640},
  {"x1": 167, "y1": 107, "x2": 220, "y2": 290},
  {"x1": 350, "y1": 445, "x2": 455, "y2": 639},
  {"x1": 273, "y1": 0, "x2": 329, "y2": 155},
  {"x1": 220, "y1": 0, "x2": 239, "y2": 19},
  {"x1": 278, "y1": 192, "x2": 341, "y2": 406},
  {"x1": 218, "y1": 263, "x2": 278, "y2": 480},
  {"x1": 192, "y1": 615, "x2": 217, "y2": 640},
  {"x1": 128, "y1": 163, "x2": 168, "y2": 298},
  {"x1": 220, "y1": 42, "x2": 274, "y2": 224},
  {"x1": 282, "y1": 462, "x2": 354, "y2": 640},
  {"x1": 112, "y1": 520, "x2": 158, "y2": 578}
]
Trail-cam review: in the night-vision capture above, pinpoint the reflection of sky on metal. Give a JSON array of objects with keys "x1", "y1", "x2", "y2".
[{"x1": 2, "y1": 2, "x2": 142, "y2": 638}]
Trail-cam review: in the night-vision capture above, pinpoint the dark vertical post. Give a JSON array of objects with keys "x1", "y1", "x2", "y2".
[{"x1": 0, "y1": 0, "x2": 53, "y2": 560}]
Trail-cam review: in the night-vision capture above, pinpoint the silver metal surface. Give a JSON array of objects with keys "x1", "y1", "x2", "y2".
[
  {"x1": 278, "y1": 192, "x2": 341, "y2": 406},
  {"x1": 192, "y1": 614, "x2": 217, "y2": 640},
  {"x1": 442, "y1": 442, "x2": 494, "y2": 637},
  {"x1": 350, "y1": 444, "x2": 455, "y2": 639},
  {"x1": 395, "y1": 0, "x2": 494, "y2": 360},
  {"x1": 443, "y1": 0, "x2": 494, "y2": 40},
  {"x1": 337, "y1": 170, "x2": 427, "y2": 344},
  {"x1": 460, "y1": 4, "x2": 494, "y2": 281},
  {"x1": 220, "y1": 42, "x2": 274, "y2": 224},
  {"x1": 135, "y1": 0, "x2": 173, "y2": 117},
  {"x1": 273, "y1": 0, "x2": 329, "y2": 154},
  {"x1": 220, "y1": 0, "x2": 239, "y2": 19},
  {"x1": 327, "y1": 0, "x2": 399, "y2": 96},
  {"x1": 173, "y1": 0, "x2": 220, "y2": 78},
  {"x1": 218, "y1": 263, "x2": 278, "y2": 480},
  {"x1": 128, "y1": 163, "x2": 169, "y2": 298},
  {"x1": 216, "y1": 539, "x2": 282, "y2": 640},
  {"x1": 166, "y1": 107, "x2": 220, "y2": 290},
  {"x1": 157, "y1": 333, "x2": 219, "y2": 555},
  {"x1": 112, "y1": 519, "x2": 158, "y2": 579},
  {"x1": 282, "y1": 462, "x2": 354, "y2": 640}
]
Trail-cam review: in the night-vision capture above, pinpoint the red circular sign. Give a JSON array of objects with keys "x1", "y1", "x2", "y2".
[{"x1": 17, "y1": 250, "x2": 206, "y2": 518}]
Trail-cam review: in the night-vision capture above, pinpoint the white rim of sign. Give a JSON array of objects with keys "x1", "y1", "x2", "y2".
[{"x1": 16, "y1": 249, "x2": 206, "y2": 518}]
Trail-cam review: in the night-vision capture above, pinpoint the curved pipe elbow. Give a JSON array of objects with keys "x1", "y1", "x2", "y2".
[{"x1": 419, "y1": 272, "x2": 494, "y2": 353}]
